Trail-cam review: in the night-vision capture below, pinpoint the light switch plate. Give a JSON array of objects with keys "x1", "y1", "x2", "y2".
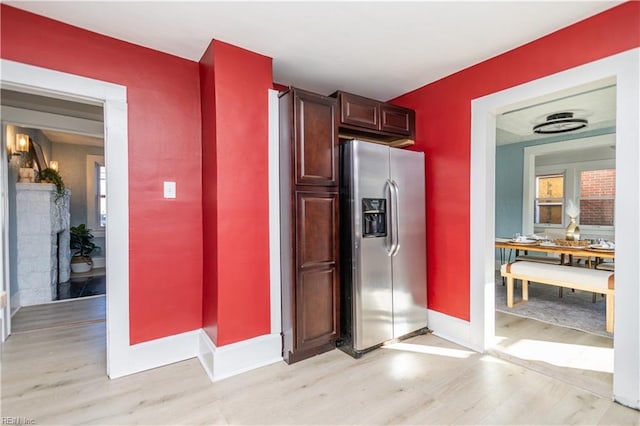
[{"x1": 164, "y1": 181, "x2": 176, "y2": 199}]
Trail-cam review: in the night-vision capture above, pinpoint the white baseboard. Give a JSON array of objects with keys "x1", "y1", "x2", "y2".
[
  {"x1": 613, "y1": 395, "x2": 640, "y2": 410},
  {"x1": 108, "y1": 329, "x2": 200, "y2": 379},
  {"x1": 428, "y1": 309, "x2": 481, "y2": 352},
  {"x1": 198, "y1": 331, "x2": 282, "y2": 382}
]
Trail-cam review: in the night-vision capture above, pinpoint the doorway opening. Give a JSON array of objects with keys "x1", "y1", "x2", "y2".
[
  {"x1": 469, "y1": 48, "x2": 640, "y2": 407},
  {"x1": 1, "y1": 59, "x2": 131, "y2": 379},
  {"x1": 492, "y1": 79, "x2": 616, "y2": 397},
  {"x1": 2, "y1": 89, "x2": 106, "y2": 332}
]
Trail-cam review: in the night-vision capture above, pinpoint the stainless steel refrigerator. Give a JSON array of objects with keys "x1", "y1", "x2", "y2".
[{"x1": 339, "y1": 140, "x2": 427, "y2": 357}]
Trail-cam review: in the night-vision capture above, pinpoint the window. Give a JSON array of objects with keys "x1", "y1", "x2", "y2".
[
  {"x1": 530, "y1": 162, "x2": 615, "y2": 239},
  {"x1": 522, "y1": 137, "x2": 615, "y2": 239},
  {"x1": 98, "y1": 165, "x2": 106, "y2": 227},
  {"x1": 578, "y1": 169, "x2": 615, "y2": 226},
  {"x1": 86, "y1": 155, "x2": 105, "y2": 232},
  {"x1": 535, "y1": 174, "x2": 564, "y2": 224}
]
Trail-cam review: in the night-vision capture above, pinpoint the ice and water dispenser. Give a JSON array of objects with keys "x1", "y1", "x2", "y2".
[{"x1": 362, "y1": 198, "x2": 387, "y2": 238}]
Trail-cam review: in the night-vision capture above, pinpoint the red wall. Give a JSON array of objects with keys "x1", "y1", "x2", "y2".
[
  {"x1": 1, "y1": 5, "x2": 204, "y2": 343},
  {"x1": 391, "y1": 1, "x2": 640, "y2": 320},
  {"x1": 200, "y1": 42, "x2": 219, "y2": 342},
  {"x1": 200, "y1": 41, "x2": 273, "y2": 346}
]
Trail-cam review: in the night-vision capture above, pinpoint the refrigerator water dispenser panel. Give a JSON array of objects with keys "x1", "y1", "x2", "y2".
[{"x1": 362, "y1": 198, "x2": 387, "y2": 238}]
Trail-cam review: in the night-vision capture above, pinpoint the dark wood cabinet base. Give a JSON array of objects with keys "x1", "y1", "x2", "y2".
[{"x1": 283, "y1": 340, "x2": 338, "y2": 365}]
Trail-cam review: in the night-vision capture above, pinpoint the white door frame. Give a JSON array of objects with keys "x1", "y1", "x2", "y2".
[
  {"x1": 1, "y1": 123, "x2": 11, "y2": 341},
  {"x1": 470, "y1": 48, "x2": 640, "y2": 407},
  {"x1": 0, "y1": 59, "x2": 129, "y2": 376}
]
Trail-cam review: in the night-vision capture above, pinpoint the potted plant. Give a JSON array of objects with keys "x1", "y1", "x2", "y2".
[
  {"x1": 70, "y1": 224, "x2": 97, "y2": 273},
  {"x1": 38, "y1": 167, "x2": 66, "y2": 199}
]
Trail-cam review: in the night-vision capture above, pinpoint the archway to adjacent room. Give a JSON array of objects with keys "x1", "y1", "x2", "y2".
[
  {"x1": 492, "y1": 79, "x2": 616, "y2": 398},
  {"x1": 0, "y1": 59, "x2": 129, "y2": 378},
  {"x1": 469, "y1": 49, "x2": 640, "y2": 407},
  {"x1": 2, "y1": 95, "x2": 107, "y2": 335}
]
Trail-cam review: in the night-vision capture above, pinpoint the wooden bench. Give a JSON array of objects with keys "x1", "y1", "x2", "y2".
[{"x1": 500, "y1": 261, "x2": 615, "y2": 333}]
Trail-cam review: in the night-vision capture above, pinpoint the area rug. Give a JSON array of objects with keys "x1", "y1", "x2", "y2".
[{"x1": 495, "y1": 278, "x2": 611, "y2": 338}]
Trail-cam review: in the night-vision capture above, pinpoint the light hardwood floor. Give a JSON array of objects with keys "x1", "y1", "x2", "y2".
[
  {"x1": 492, "y1": 311, "x2": 614, "y2": 400},
  {"x1": 10, "y1": 295, "x2": 105, "y2": 333},
  {"x1": 2, "y1": 314, "x2": 639, "y2": 425}
]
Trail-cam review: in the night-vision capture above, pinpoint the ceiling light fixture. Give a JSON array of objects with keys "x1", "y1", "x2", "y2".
[{"x1": 533, "y1": 112, "x2": 588, "y2": 134}]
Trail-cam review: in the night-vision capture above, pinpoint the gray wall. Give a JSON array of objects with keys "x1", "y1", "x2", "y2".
[
  {"x1": 495, "y1": 127, "x2": 616, "y2": 239},
  {"x1": 50, "y1": 142, "x2": 103, "y2": 228}
]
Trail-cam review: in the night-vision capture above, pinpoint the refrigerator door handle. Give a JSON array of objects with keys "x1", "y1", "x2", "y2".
[
  {"x1": 385, "y1": 179, "x2": 395, "y2": 256},
  {"x1": 389, "y1": 180, "x2": 400, "y2": 256}
]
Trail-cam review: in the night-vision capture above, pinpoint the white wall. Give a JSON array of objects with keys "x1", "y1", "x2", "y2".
[{"x1": 51, "y1": 142, "x2": 104, "y2": 227}]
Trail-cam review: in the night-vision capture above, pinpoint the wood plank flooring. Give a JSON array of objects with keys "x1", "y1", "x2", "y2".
[
  {"x1": 2, "y1": 310, "x2": 638, "y2": 425},
  {"x1": 10, "y1": 295, "x2": 105, "y2": 333},
  {"x1": 493, "y1": 311, "x2": 613, "y2": 399}
]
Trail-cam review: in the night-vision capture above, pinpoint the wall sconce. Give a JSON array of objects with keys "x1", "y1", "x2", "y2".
[
  {"x1": 49, "y1": 161, "x2": 59, "y2": 172},
  {"x1": 15, "y1": 134, "x2": 30, "y2": 153}
]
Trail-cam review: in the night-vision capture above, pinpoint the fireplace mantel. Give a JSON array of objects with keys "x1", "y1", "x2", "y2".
[{"x1": 15, "y1": 183, "x2": 71, "y2": 306}]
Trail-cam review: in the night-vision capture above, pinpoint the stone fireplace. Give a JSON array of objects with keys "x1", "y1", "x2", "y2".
[{"x1": 15, "y1": 183, "x2": 70, "y2": 306}]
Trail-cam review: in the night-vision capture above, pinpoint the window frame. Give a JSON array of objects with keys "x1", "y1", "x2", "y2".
[
  {"x1": 530, "y1": 159, "x2": 615, "y2": 238},
  {"x1": 86, "y1": 154, "x2": 105, "y2": 236},
  {"x1": 534, "y1": 172, "x2": 565, "y2": 226}
]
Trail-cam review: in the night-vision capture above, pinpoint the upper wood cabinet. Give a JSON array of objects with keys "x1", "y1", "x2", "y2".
[
  {"x1": 284, "y1": 89, "x2": 338, "y2": 187},
  {"x1": 380, "y1": 103, "x2": 413, "y2": 135},
  {"x1": 333, "y1": 91, "x2": 415, "y2": 140},
  {"x1": 339, "y1": 92, "x2": 379, "y2": 131}
]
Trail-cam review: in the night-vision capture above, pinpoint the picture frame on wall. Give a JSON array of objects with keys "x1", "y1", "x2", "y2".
[{"x1": 30, "y1": 141, "x2": 47, "y2": 172}]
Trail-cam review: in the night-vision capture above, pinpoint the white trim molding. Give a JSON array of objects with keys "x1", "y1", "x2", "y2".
[
  {"x1": 198, "y1": 331, "x2": 282, "y2": 382},
  {"x1": 469, "y1": 48, "x2": 640, "y2": 408},
  {"x1": 111, "y1": 330, "x2": 200, "y2": 379},
  {"x1": 268, "y1": 89, "x2": 282, "y2": 336},
  {"x1": 427, "y1": 310, "x2": 482, "y2": 352}
]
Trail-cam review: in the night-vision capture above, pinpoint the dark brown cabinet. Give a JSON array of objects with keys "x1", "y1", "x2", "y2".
[
  {"x1": 279, "y1": 88, "x2": 339, "y2": 364},
  {"x1": 380, "y1": 103, "x2": 412, "y2": 135},
  {"x1": 333, "y1": 91, "x2": 415, "y2": 142},
  {"x1": 339, "y1": 92, "x2": 379, "y2": 131}
]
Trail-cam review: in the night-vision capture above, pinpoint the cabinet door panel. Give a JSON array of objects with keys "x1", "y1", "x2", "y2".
[
  {"x1": 295, "y1": 190, "x2": 339, "y2": 351},
  {"x1": 297, "y1": 191, "x2": 337, "y2": 268},
  {"x1": 297, "y1": 266, "x2": 338, "y2": 349},
  {"x1": 340, "y1": 92, "x2": 379, "y2": 130},
  {"x1": 380, "y1": 104, "x2": 413, "y2": 136},
  {"x1": 295, "y1": 91, "x2": 337, "y2": 186}
]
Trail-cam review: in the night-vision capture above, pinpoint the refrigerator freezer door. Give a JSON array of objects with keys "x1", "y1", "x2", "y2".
[
  {"x1": 351, "y1": 141, "x2": 394, "y2": 351},
  {"x1": 389, "y1": 148, "x2": 427, "y2": 338}
]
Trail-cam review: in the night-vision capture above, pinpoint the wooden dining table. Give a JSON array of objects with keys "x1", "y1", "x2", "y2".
[{"x1": 495, "y1": 238, "x2": 615, "y2": 265}]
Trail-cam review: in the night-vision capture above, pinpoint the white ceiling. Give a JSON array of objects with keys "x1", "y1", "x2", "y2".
[
  {"x1": 40, "y1": 129, "x2": 104, "y2": 147},
  {"x1": 496, "y1": 79, "x2": 617, "y2": 145},
  {"x1": 5, "y1": 1, "x2": 623, "y2": 101}
]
